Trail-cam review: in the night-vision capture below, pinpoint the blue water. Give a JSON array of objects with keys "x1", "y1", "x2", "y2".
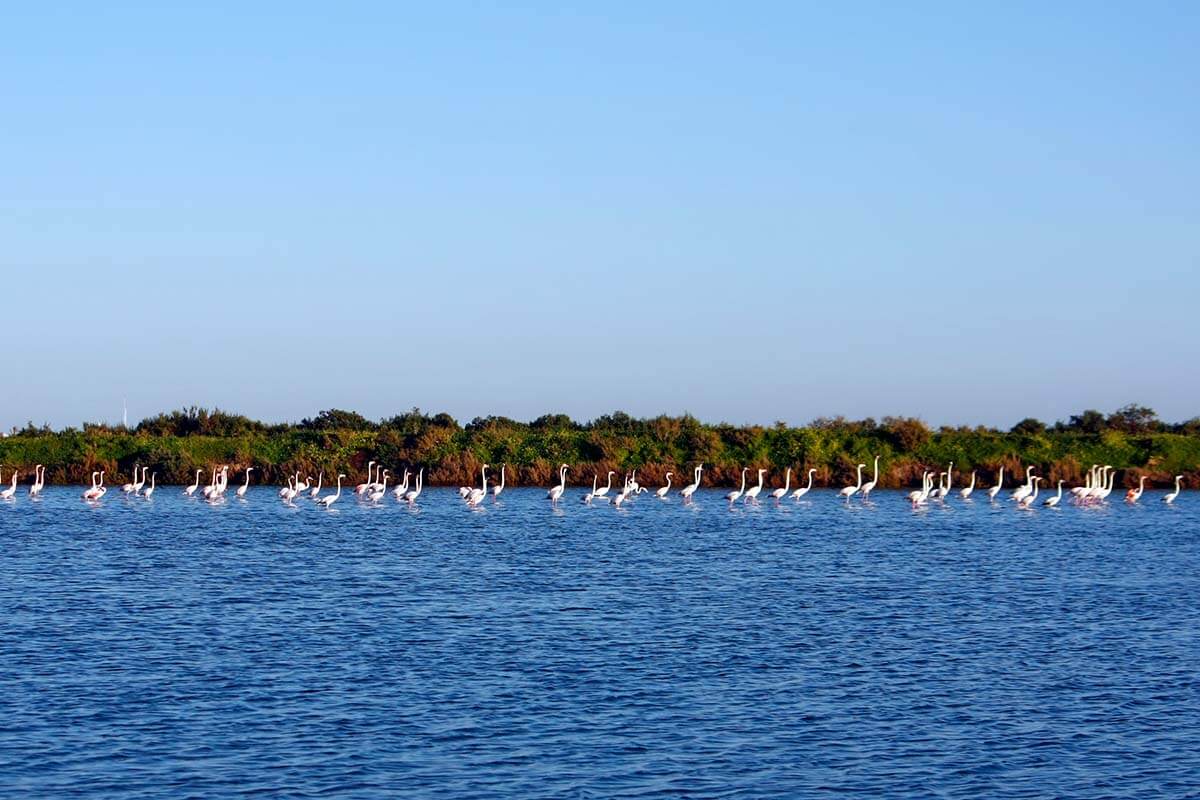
[{"x1": 1, "y1": 487, "x2": 1197, "y2": 798}]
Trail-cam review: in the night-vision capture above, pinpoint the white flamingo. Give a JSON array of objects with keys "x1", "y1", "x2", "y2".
[
  {"x1": 467, "y1": 464, "x2": 489, "y2": 506},
  {"x1": 356, "y1": 462, "x2": 376, "y2": 496},
  {"x1": 142, "y1": 472, "x2": 156, "y2": 499},
  {"x1": 82, "y1": 471, "x2": 100, "y2": 500},
  {"x1": 908, "y1": 471, "x2": 931, "y2": 507},
  {"x1": 1011, "y1": 466, "x2": 1035, "y2": 502},
  {"x1": 492, "y1": 464, "x2": 506, "y2": 498},
  {"x1": 309, "y1": 471, "x2": 323, "y2": 500},
  {"x1": 656, "y1": 472, "x2": 673, "y2": 499},
  {"x1": 987, "y1": 467, "x2": 1004, "y2": 502},
  {"x1": 680, "y1": 465, "x2": 703, "y2": 502},
  {"x1": 237, "y1": 467, "x2": 254, "y2": 498},
  {"x1": 392, "y1": 470, "x2": 411, "y2": 499},
  {"x1": 0, "y1": 468, "x2": 17, "y2": 500},
  {"x1": 860, "y1": 456, "x2": 881, "y2": 500},
  {"x1": 1018, "y1": 477, "x2": 1042, "y2": 508},
  {"x1": 726, "y1": 468, "x2": 748, "y2": 505},
  {"x1": 840, "y1": 463, "x2": 866, "y2": 501},
  {"x1": 1097, "y1": 466, "x2": 1116, "y2": 501},
  {"x1": 317, "y1": 474, "x2": 346, "y2": 508},
  {"x1": 583, "y1": 474, "x2": 598, "y2": 504},
  {"x1": 959, "y1": 471, "x2": 976, "y2": 500},
  {"x1": 184, "y1": 469, "x2": 203, "y2": 496},
  {"x1": 743, "y1": 469, "x2": 766, "y2": 504},
  {"x1": 1125, "y1": 476, "x2": 1147, "y2": 503},
  {"x1": 404, "y1": 468, "x2": 424, "y2": 504},
  {"x1": 592, "y1": 471, "x2": 616, "y2": 501},
  {"x1": 122, "y1": 464, "x2": 141, "y2": 494},
  {"x1": 29, "y1": 465, "x2": 45, "y2": 497},
  {"x1": 771, "y1": 468, "x2": 791, "y2": 501},
  {"x1": 791, "y1": 469, "x2": 817, "y2": 500},
  {"x1": 368, "y1": 471, "x2": 389, "y2": 503},
  {"x1": 547, "y1": 464, "x2": 568, "y2": 504},
  {"x1": 1043, "y1": 479, "x2": 1063, "y2": 507},
  {"x1": 1164, "y1": 475, "x2": 1183, "y2": 504},
  {"x1": 628, "y1": 470, "x2": 640, "y2": 494}
]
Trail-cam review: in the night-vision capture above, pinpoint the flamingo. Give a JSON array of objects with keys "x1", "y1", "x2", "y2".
[
  {"x1": 281, "y1": 476, "x2": 299, "y2": 503},
  {"x1": 987, "y1": 467, "x2": 1004, "y2": 502},
  {"x1": 860, "y1": 456, "x2": 881, "y2": 500},
  {"x1": 592, "y1": 471, "x2": 616, "y2": 501},
  {"x1": 1043, "y1": 479, "x2": 1063, "y2": 508},
  {"x1": 184, "y1": 469, "x2": 203, "y2": 496},
  {"x1": 82, "y1": 471, "x2": 100, "y2": 500},
  {"x1": 0, "y1": 468, "x2": 17, "y2": 500},
  {"x1": 29, "y1": 465, "x2": 44, "y2": 497},
  {"x1": 392, "y1": 469, "x2": 411, "y2": 499},
  {"x1": 1097, "y1": 466, "x2": 1116, "y2": 502},
  {"x1": 316, "y1": 474, "x2": 346, "y2": 508},
  {"x1": 295, "y1": 475, "x2": 311, "y2": 494},
  {"x1": 133, "y1": 466, "x2": 147, "y2": 495},
  {"x1": 791, "y1": 469, "x2": 817, "y2": 500},
  {"x1": 492, "y1": 464, "x2": 506, "y2": 498},
  {"x1": 1125, "y1": 476, "x2": 1147, "y2": 503},
  {"x1": 93, "y1": 471, "x2": 106, "y2": 499},
  {"x1": 1018, "y1": 477, "x2": 1042, "y2": 508},
  {"x1": 309, "y1": 471, "x2": 323, "y2": 499},
  {"x1": 404, "y1": 468, "x2": 424, "y2": 504},
  {"x1": 122, "y1": 464, "x2": 141, "y2": 494},
  {"x1": 726, "y1": 468, "x2": 749, "y2": 505},
  {"x1": 743, "y1": 469, "x2": 766, "y2": 504},
  {"x1": 1164, "y1": 475, "x2": 1183, "y2": 504},
  {"x1": 583, "y1": 474, "x2": 598, "y2": 504},
  {"x1": 840, "y1": 463, "x2": 866, "y2": 501},
  {"x1": 680, "y1": 465, "x2": 703, "y2": 502},
  {"x1": 908, "y1": 471, "x2": 931, "y2": 507},
  {"x1": 1011, "y1": 466, "x2": 1035, "y2": 502},
  {"x1": 237, "y1": 467, "x2": 254, "y2": 498},
  {"x1": 1071, "y1": 465, "x2": 1097, "y2": 500},
  {"x1": 931, "y1": 462, "x2": 953, "y2": 500},
  {"x1": 656, "y1": 472, "x2": 673, "y2": 499},
  {"x1": 628, "y1": 470, "x2": 640, "y2": 494},
  {"x1": 142, "y1": 472, "x2": 156, "y2": 499},
  {"x1": 770, "y1": 468, "x2": 791, "y2": 501},
  {"x1": 959, "y1": 471, "x2": 976, "y2": 500},
  {"x1": 547, "y1": 464, "x2": 568, "y2": 504},
  {"x1": 611, "y1": 474, "x2": 632, "y2": 507},
  {"x1": 368, "y1": 471, "x2": 389, "y2": 503},
  {"x1": 467, "y1": 464, "x2": 489, "y2": 506},
  {"x1": 356, "y1": 462, "x2": 376, "y2": 496}
]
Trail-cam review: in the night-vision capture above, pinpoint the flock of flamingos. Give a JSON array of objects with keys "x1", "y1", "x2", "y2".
[{"x1": 0, "y1": 458, "x2": 1187, "y2": 509}]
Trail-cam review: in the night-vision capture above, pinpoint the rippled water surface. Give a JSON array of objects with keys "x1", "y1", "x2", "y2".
[{"x1": 2, "y1": 487, "x2": 1198, "y2": 798}]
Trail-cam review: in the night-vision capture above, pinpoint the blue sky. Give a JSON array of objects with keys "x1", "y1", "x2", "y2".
[{"x1": 3, "y1": 2, "x2": 1197, "y2": 429}]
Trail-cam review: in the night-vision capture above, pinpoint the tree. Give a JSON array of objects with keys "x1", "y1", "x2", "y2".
[
  {"x1": 1067, "y1": 409, "x2": 1106, "y2": 434},
  {"x1": 882, "y1": 417, "x2": 930, "y2": 451},
  {"x1": 1011, "y1": 418, "x2": 1046, "y2": 435},
  {"x1": 1106, "y1": 404, "x2": 1160, "y2": 434},
  {"x1": 301, "y1": 409, "x2": 376, "y2": 431}
]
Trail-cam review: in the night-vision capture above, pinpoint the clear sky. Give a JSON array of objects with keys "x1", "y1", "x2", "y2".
[{"x1": 3, "y1": 2, "x2": 1197, "y2": 430}]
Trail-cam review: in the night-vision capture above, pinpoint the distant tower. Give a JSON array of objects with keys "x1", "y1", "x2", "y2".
[{"x1": 123, "y1": 398, "x2": 128, "y2": 428}]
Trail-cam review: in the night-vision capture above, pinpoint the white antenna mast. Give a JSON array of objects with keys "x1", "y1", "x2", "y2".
[{"x1": 123, "y1": 398, "x2": 128, "y2": 428}]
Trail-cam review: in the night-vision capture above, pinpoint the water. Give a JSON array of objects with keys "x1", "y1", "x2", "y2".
[{"x1": 1, "y1": 487, "x2": 1197, "y2": 798}]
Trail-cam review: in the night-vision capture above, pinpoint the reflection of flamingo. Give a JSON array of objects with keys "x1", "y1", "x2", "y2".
[
  {"x1": 656, "y1": 472, "x2": 673, "y2": 499},
  {"x1": 1164, "y1": 475, "x2": 1183, "y2": 504},
  {"x1": 791, "y1": 469, "x2": 817, "y2": 500}
]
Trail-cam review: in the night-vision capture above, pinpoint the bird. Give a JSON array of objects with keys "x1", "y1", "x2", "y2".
[
  {"x1": 404, "y1": 468, "x2": 424, "y2": 504},
  {"x1": 860, "y1": 456, "x2": 881, "y2": 500},
  {"x1": 547, "y1": 464, "x2": 568, "y2": 504},
  {"x1": 0, "y1": 468, "x2": 18, "y2": 501},
  {"x1": 1164, "y1": 475, "x2": 1183, "y2": 504},
  {"x1": 392, "y1": 470, "x2": 411, "y2": 500},
  {"x1": 791, "y1": 469, "x2": 817, "y2": 500},
  {"x1": 467, "y1": 465, "x2": 488, "y2": 506},
  {"x1": 1125, "y1": 475, "x2": 1147, "y2": 503},
  {"x1": 1011, "y1": 466, "x2": 1036, "y2": 502},
  {"x1": 657, "y1": 472, "x2": 673, "y2": 499},
  {"x1": 726, "y1": 468, "x2": 749, "y2": 505},
  {"x1": 309, "y1": 471, "x2": 323, "y2": 500},
  {"x1": 368, "y1": 471, "x2": 389, "y2": 503},
  {"x1": 1043, "y1": 479, "x2": 1063, "y2": 507},
  {"x1": 743, "y1": 469, "x2": 766, "y2": 504},
  {"x1": 628, "y1": 470, "x2": 640, "y2": 494},
  {"x1": 83, "y1": 471, "x2": 106, "y2": 501},
  {"x1": 121, "y1": 464, "x2": 141, "y2": 494},
  {"x1": 237, "y1": 467, "x2": 254, "y2": 498},
  {"x1": 771, "y1": 468, "x2": 791, "y2": 501},
  {"x1": 932, "y1": 462, "x2": 953, "y2": 500},
  {"x1": 280, "y1": 476, "x2": 298, "y2": 503},
  {"x1": 959, "y1": 471, "x2": 976, "y2": 500},
  {"x1": 592, "y1": 471, "x2": 616, "y2": 501},
  {"x1": 141, "y1": 472, "x2": 156, "y2": 499},
  {"x1": 316, "y1": 474, "x2": 346, "y2": 508},
  {"x1": 583, "y1": 474, "x2": 598, "y2": 504},
  {"x1": 184, "y1": 469, "x2": 203, "y2": 496},
  {"x1": 28, "y1": 465, "x2": 44, "y2": 497},
  {"x1": 1018, "y1": 477, "x2": 1043, "y2": 508},
  {"x1": 680, "y1": 465, "x2": 703, "y2": 502},
  {"x1": 908, "y1": 471, "x2": 931, "y2": 507},
  {"x1": 987, "y1": 467, "x2": 1004, "y2": 502},
  {"x1": 840, "y1": 463, "x2": 866, "y2": 501},
  {"x1": 492, "y1": 464, "x2": 506, "y2": 498},
  {"x1": 355, "y1": 462, "x2": 376, "y2": 496}
]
